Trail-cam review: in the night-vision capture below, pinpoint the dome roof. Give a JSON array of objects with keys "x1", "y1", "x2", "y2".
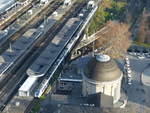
[{"x1": 84, "y1": 54, "x2": 122, "y2": 82}]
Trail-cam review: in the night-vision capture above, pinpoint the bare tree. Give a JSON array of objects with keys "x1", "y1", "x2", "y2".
[
  {"x1": 136, "y1": 9, "x2": 148, "y2": 43},
  {"x1": 94, "y1": 21, "x2": 131, "y2": 58},
  {"x1": 136, "y1": 9, "x2": 150, "y2": 44}
]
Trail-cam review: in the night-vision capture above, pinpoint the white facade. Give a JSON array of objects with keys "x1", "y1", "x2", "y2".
[
  {"x1": 18, "y1": 77, "x2": 38, "y2": 97},
  {"x1": 82, "y1": 74, "x2": 123, "y2": 103},
  {"x1": 81, "y1": 54, "x2": 123, "y2": 104}
]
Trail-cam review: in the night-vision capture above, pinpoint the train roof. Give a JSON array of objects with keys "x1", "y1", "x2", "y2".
[
  {"x1": 19, "y1": 77, "x2": 37, "y2": 92},
  {"x1": 27, "y1": 18, "x2": 82, "y2": 77}
]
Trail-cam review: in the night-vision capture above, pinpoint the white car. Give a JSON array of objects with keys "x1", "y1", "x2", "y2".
[
  {"x1": 128, "y1": 79, "x2": 132, "y2": 85},
  {"x1": 128, "y1": 82, "x2": 132, "y2": 85},
  {"x1": 132, "y1": 52, "x2": 137, "y2": 55},
  {"x1": 125, "y1": 57, "x2": 129, "y2": 60},
  {"x1": 125, "y1": 60, "x2": 130, "y2": 64},
  {"x1": 126, "y1": 67, "x2": 131, "y2": 70},
  {"x1": 136, "y1": 53, "x2": 141, "y2": 56},
  {"x1": 127, "y1": 73, "x2": 132, "y2": 78},
  {"x1": 127, "y1": 69, "x2": 132, "y2": 73},
  {"x1": 126, "y1": 64, "x2": 130, "y2": 67},
  {"x1": 128, "y1": 52, "x2": 136, "y2": 55},
  {"x1": 137, "y1": 56, "x2": 145, "y2": 59}
]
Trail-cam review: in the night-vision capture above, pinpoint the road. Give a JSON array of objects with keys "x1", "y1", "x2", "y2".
[{"x1": 123, "y1": 55, "x2": 150, "y2": 113}]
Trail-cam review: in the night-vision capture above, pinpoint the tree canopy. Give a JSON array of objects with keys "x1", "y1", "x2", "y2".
[
  {"x1": 88, "y1": 0, "x2": 127, "y2": 35},
  {"x1": 94, "y1": 21, "x2": 131, "y2": 58}
]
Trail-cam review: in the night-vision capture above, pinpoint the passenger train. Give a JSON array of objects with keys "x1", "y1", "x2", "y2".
[
  {"x1": 26, "y1": 0, "x2": 97, "y2": 98},
  {"x1": 34, "y1": 79, "x2": 49, "y2": 98},
  {"x1": 33, "y1": 18, "x2": 83, "y2": 97},
  {"x1": 0, "y1": 1, "x2": 75, "y2": 78}
]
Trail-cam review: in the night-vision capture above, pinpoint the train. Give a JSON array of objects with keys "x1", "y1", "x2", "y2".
[
  {"x1": 0, "y1": 28, "x2": 39, "y2": 77},
  {"x1": 18, "y1": 1, "x2": 78, "y2": 97},
  {"x1": 27, "y1": 18, "x2": 82, "y2": 77},
  {"x1": 34, "y1": 79, "x2": 49, "y2": 98},
  {"x1": 32, "y1": 18, "x2": 82, "y2": 97},
  {"x1": 0, "y1": 0, "x2": 77, "y2": 78},
  {"x1": 32, "y1": 0, "x2": 97, "y2": 98}
]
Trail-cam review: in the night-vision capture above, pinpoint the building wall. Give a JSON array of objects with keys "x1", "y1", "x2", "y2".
[
  {"x1": 57, "y1": 81, "x2": 73, "y2": 91},
  {"x1": 82, "y1": 74, "x2": 122, "y2": 103}
]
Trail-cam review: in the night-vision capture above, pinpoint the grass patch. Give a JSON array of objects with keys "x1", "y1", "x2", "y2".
[
  {"x1": 30, "y1": 102, "x2": 41, "y2": 113},
  {"x1": 40, "y1": 95, "x2": 46, "y2": 101}
]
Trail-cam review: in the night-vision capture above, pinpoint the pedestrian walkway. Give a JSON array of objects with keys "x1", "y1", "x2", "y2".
[{"x1": 142, "y1": 67, "x2": 150, "y2": 87}]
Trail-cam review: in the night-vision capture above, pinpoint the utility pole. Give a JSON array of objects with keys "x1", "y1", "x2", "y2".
[{"x1": 9, "y1": 42, "x2": 12, "y2": 52}]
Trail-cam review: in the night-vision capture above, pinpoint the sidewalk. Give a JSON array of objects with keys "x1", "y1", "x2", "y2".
[{"x1": 142, "y1": 67, "x2": 150, "y2": 87}]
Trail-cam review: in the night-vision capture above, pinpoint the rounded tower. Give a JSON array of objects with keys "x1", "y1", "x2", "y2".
[{"x1": 82, "y1": 54, "x2": 123, "y2": 103}]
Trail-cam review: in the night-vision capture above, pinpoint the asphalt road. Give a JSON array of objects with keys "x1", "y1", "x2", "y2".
[{"x1": 123, "y1": 54, "x2": 150, "y2": 112}]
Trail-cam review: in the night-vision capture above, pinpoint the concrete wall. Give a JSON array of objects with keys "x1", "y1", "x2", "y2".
[{"x1": 82, "y1": 74, "x2": 123, "y2": 103}]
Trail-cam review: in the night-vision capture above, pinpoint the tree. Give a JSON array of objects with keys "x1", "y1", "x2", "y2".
[
  {"x1": 94, "y1": 21, "x2": 131, "y2": 58},
  {"x1": 136, "y1": 9, "x2": 148, "y2": 43},
  {"x1": 136, "y1": 9, "x2": 150, "y2": 44},
  {"x1": 88, "y1": 0, "x2": 127, "y2": 35}
]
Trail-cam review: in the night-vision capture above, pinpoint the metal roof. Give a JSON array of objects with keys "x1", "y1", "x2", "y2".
[
  {"x1": 19, "y1": 77, "x2": 37, "y2": 92},
  {"x1": 27, "y1": 18, "x2": 81, "y2": 77},
  {"x1": 0, "y1": 29, "x2": 38, "y2": 75},
  {"x1": 84, "y1": 54, "x2": 122, "y2": 82}
]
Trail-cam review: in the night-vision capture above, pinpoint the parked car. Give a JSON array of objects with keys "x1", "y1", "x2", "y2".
[
  {"x1": 146, "y1": 54, "x2": 150, "y2": 58},
  {"x1": 127, "y1": 69, "x2": 132, "y2": 74},
  {"x1": 125, "y1": 60, "x2": 130, "y2": 65},
  {"x1": 137, "y1": 55, "x2": 145, "y2": 59},
  {"x1": 128, "y1": 78, "x2": 132, "y2": 85},
  {"x1": 126, "y1": 63, "x2": 130, "y2": 67},
  {"x1": 127, "y1": 73, "x2": 132, "y2": 78}
]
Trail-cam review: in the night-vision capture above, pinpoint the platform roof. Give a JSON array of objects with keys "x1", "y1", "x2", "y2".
[
  {"x1": 27, "y1": 18, "x2": 81, "y2": 77},
  {"x1": 0, "y1": 29, "x2": 37, "y2": 75}
]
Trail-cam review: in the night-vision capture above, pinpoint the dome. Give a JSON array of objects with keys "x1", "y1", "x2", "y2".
[{"x1": 84, "y1": 54, "x2": 122, "y2": 82}]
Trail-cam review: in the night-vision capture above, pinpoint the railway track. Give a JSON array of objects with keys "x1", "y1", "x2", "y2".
[
  {"x1": 0, "y1": 0, "x2": 63, "y2": 91},
  {"x1": 24, "y1": 1, "x2": 88, "y2": 112},
  {"x1": 0, "y1": 0, "x2": 85, "y2": 111},
  {"x1": 0, "y1": 0, "x2": 60, "y2": 54},
  {"x1": 0, "y1": 0, "x2": 63, "y2": 90},
  {"x1": 0, "y1": 1, "x2": 33, "y2": 30}
]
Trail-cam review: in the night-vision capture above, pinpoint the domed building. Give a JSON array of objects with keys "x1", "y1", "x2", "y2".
[{"x1": 82, "y1": 54, "x2": 123, "y2": 103}]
